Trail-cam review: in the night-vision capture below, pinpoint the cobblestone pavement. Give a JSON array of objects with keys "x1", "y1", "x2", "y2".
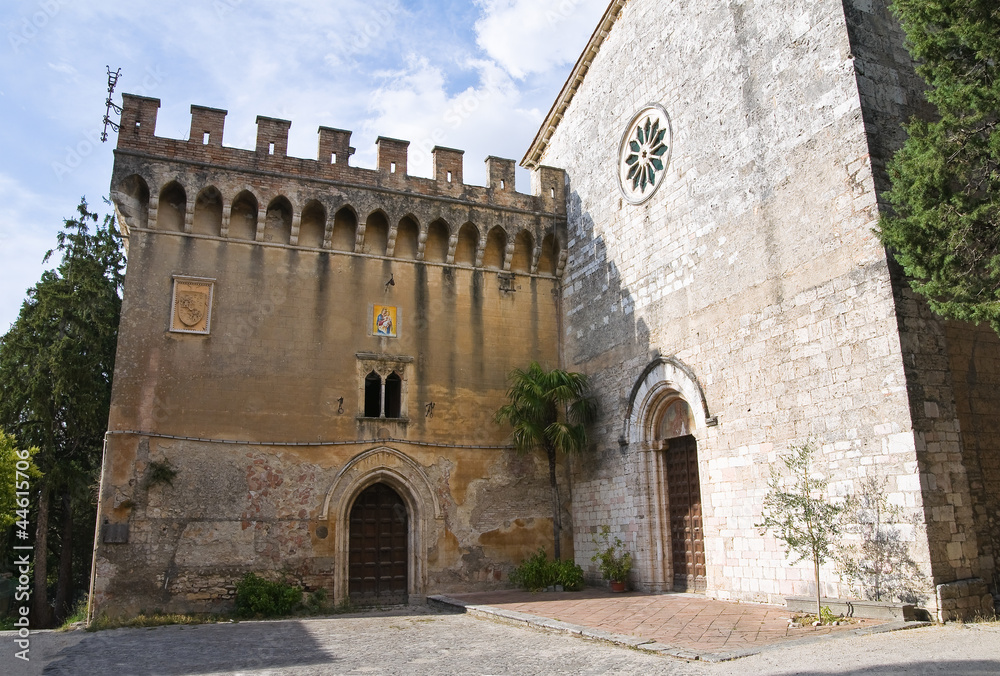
[{"x1": 2, "y1": 605, "x2": 998, "y2": 675}]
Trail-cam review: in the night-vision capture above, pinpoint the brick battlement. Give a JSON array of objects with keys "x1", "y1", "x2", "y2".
[{"x1": 117, "y1": 94, "x2": 566, "y2": 216}]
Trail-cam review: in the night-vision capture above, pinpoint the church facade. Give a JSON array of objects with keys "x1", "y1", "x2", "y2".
[{"x1": 92, "y1": 0, "x2": 998, "y2": 622}]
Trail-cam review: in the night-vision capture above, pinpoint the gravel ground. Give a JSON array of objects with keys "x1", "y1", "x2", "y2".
[{"x1": 2, "y1": 606, "x2": 997, "y2": 676}]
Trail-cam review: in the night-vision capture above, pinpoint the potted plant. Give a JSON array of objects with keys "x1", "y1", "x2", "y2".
[{"x1": 591, "y1": 525, "x2": 633, "y2": 592}]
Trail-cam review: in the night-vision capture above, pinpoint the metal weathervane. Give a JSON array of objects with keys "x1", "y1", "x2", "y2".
[{"x1": 101, "y1": 66, "x2": 122, "y2": 143}]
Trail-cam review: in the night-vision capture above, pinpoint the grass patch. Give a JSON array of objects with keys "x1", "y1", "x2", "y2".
[
  {"x1": 57, "y1": 596, "x2": 90, "y2": 631},
  {"x1": 87, "y1": 613, "x2": 227, "y2": 632},
  {"x1": 967, "y1": 610, "x2": 999, "y2": 625},
  {"x1": 790, "y1": 606, "x2": 855, "y2": 626}
]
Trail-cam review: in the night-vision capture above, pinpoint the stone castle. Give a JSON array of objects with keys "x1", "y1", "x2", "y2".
[{"x1": 92, "y1": 0, "x2": 998, "y2": 622}]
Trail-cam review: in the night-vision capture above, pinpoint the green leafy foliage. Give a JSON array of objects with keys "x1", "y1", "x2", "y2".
[
  {"x1": 0, "y1": 432, "x2": 42, "y2": 530},
  {"x1": 509, "y1": 548, "x2": 585, "y2": 591},
  {"x1": 819, "y1": 605, "x2": 839, "y2": 625},
  {"x1": 756, "y1": 442, "x2": 842, "y2": 618},
  {"x1": 494, "y1": 362, "x2": 596, "y2": 560},
  {"x1": 878, "y1": 1, "x2": 1000, "y2": 334},
  {"x1": 590, "y1": 525, "x2": 633, "y2": 583},
  {"x1": 0, "y1": 198, "x2": 124, "y2": 626},
  {"x1": 145, "y1": 459, "x2": 178, "y2": 488},
  {"x1": 837, "y1": 476, "x2": 926, "y2": 603},
  {"x1": 304, "y1": 587, "x2": 328, "y2": 614},
  {"x1": 233, "y1": 573, "x2": 302, "y2": 618}
]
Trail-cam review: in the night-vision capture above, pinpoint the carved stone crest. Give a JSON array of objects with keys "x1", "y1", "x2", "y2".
[
  {"x1": 176, "y1": 291, "x2": 206, "y2": 326},
  {"x1": 171, "y1": 277, "x2": 214, "y2": 334}
]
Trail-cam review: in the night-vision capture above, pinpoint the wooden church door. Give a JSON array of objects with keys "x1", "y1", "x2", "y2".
[
  {"x1": 666, "y1": 435, "x2": 706, "y2": 592},
  {"x1": 348, "y1": 483, "x2": 409, "y2": 604}
]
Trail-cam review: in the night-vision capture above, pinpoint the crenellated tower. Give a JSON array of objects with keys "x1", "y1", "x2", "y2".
[
  {"x1": 93, "y1": 95, "x2": 573, "y2": 617},
  {"x1": 112, "y1": 94, "x2": 568, "y2": 276}
]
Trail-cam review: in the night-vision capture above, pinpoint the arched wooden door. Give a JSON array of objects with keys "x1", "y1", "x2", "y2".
[
  {"x1": 666, "y1": 434, "x2": 706, "y2": 592},
  {"x1": 348, "y1": 483, "x2": 409, "y2": 605}
]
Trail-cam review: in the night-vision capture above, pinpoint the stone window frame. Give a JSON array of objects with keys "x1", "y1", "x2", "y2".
[
  {"x1": 356, "y1": 353, "x2": 412, "y2": 422},
  {"x1": 169, "y1": 275, "x2": 216, "y2": 335}
]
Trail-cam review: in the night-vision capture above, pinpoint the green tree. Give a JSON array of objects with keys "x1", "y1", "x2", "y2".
[
  {"x1": 878, "y1": 1, "x2": 1000, "y2": 334},
  {"x1": 494, "y1": 362, "x2": 596, "y2": 560},
  {"x1": 756, "y1": 442, "x2": 842, "y2": 619},
  {"x1": 0, "y1": 198, "x2": 124, "y2": 626},
  {"x1": 0, "y1": 432, "x2": 41, "y2": 531}
]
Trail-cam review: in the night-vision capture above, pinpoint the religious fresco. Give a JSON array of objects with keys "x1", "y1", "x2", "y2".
[{"x1": 373, "y1": 305, "x2": 397, "y2": 337}]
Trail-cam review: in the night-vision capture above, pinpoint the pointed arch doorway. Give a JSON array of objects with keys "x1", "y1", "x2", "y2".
[
  {"x1": 348, "y1": 482, "x2": 409, "y2": 605},
  {"x1": 624, "y1": 357, "x2": 712, "y2": 594}
]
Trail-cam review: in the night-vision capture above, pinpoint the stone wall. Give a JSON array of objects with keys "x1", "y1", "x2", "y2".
[
  {"x1": 945, "y1": 322, "x2": 1000, "y2": 597},
  {"x1": 537, "y1": 0, "x2": 938, "y2": 606},
  {"x1": 93, "y1": 100, "x2": 570, "y2": 616},
  {"x1": 94, "y1": 435, "x2": 563, "y2": 616}
]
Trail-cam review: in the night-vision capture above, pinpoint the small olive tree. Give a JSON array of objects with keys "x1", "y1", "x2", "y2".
[{"x1": 756, "y1": 442, "x2": 842, "y2": 619}]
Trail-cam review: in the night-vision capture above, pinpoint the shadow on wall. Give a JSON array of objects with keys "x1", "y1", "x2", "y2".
[{"x1": 563, "y1": 188, "x2": 652, "y2": 481}]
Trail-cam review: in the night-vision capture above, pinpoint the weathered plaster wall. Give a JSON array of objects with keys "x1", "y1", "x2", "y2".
[
  {"x1": 94, "y1": 435, "x2": 564, "y2": 616},
  {"x1": 93, "y1": 99, "x2": 570, "y2": 616}
]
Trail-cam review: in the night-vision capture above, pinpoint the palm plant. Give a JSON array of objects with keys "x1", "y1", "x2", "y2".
[{"x1": 494, "y1": 362, "x2": 596, "y2": 560}]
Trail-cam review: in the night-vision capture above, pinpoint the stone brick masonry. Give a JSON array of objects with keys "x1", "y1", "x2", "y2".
[{"x1": 535, "y1": 0, "x2": 997, "y2": 620}]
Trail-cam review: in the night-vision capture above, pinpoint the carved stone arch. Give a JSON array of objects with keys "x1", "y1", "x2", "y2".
[
  {"x1": 362, "y1": 209, "x2": 391, "y2": 256},
  {"x1": 454, "y1": 221, "x2": 479, "y2": 267},
  {"x1": 156, "y1": 179, "x2": 187, "y2": 232},
  {"x1": 263, "y1": 194, "x2": 294, "y2": 245},
  {"x1": 321, "y1": 446, "x2": 441, "y2": 604},
  {"x1": 624, "y1": 356, "x2": 712, "y2": 446},
  {"x1": 623, "y1": 356, "x2": 712, "y2": 594},
  {"x1": 510, "y1": 228, "x2": 534, "y2": 273},
  {"x1": 482, "y1": 225, "x2": 507, "y2": 270},
  {"x1": 112, "y1": 173, "x2": 151, "y2": 232},
  {"x1": 424, "y1": 218, "x2": 450, "y2": 263},
  {"x1": 393, "y1": 214, "x2": 420, "y2": 259},
  {"x1": 537, "y1": 231, "x2": 560, "y2": 277},
  {"x1": 192, "y1": 185, "x2": 224, "y2": 237},
  {"x1": 330, "y1": 203, "x2": 359, "y2": 251},
  {"x1": 227, "y1": 187, "x2": 260, "y2": 240},
  {"x1": 298, "y1": 199, "x2": 326, "y2": 248}
]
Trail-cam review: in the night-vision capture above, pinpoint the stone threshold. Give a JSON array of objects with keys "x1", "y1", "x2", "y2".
[{"x1": 428, "y1": 594, "x2": 934, "y2": 663}]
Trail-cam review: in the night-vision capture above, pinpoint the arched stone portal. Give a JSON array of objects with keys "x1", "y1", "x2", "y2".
[
  {"x1": 321, "y1": 447, "x2": 442, "y2": 605},
  {"x1": 624, "y1": 357, "x2": 712, "y2": 593}
]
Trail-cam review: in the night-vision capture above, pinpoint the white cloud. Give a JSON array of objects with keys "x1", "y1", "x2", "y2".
[
  {"x1": 474, "y1": 0, "x2": 608, "y2": 79},
  {"x1": 0, "y1": 174, "x2": 69, "y2": 332},
  {"x1": 364, "y1": 55, "x2": 539, "y2": 186},
  {"x1": 0, "y1": 0, "x2": 612, "y2": 331}
]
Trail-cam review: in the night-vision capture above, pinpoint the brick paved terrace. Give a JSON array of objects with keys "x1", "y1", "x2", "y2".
[{"x1": 441, "y1": 590, "x2": 889, "y2": 654}]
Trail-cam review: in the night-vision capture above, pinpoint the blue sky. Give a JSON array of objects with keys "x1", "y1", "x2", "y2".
[{"x1": 0, "y1": 0, "x2": 609, "y2": 331}]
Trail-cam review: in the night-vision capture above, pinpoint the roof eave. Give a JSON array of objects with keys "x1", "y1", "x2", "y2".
[{"x1": 520, "y1": 0, "x2": 628, "y2": 169}]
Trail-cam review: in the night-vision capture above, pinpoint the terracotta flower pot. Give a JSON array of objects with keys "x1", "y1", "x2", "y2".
[{"x1": 610, "y1": 581, "x2": 626, "y2": 593}]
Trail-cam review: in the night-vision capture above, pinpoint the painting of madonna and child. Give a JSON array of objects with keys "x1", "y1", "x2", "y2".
[{"x1": 373, "y1": 305, "x2": 397, "y2": 337}]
